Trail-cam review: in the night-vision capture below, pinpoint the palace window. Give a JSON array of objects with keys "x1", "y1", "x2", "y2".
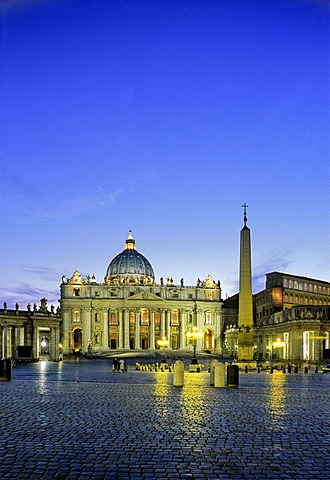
[
  {"x1": 73, "y1": 309, "x2": 81, "y2": 323},
  {"x1": 109, "y1": 312, "x2": 118, "y2": 326},
  {"x1": 171, "y1": 312, "x2": 179, "y2": 326}
]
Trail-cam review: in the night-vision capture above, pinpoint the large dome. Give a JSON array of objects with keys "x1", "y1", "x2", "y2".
[{"x1": 104, "y1": 231, "x2": 155, "y2": 286}]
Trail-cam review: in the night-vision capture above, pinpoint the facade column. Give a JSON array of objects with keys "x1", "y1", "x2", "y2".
[
  {"x1": 61, "y1": 308, "x2": 71, "y2": 354},
  {"x1": 315, "y1": 329, "x2": 321, "y2": 362},
  {"x1": 166, "y1": 309, "x2": 171, "y2": 349},
  {"x1": 214, "y1": 309, "x2": 222, "y2": 354},
  {"x1": 118, "y1": 309, "x2": 124, "y2": 349},
  {"x1": 149, "y1": 309, "x2": 155, "y2": 350},
  {"x1": 124, "y1": 309, "x2": 130, "y2": 349},
  {"x1": 160, "y1": 309, "x2": 166, "y2": 337},
  {"x1": 196, "y1": 309, "x2": 204, "y2": 352},
  {"x1": 180, "y1": 309, "x2": 186, "y2": 350},
  {"x1": 82, "y1": 308, "x2": 92, "y2": 353},
  {"x1": 135, "y1": 309, "x2": 141, "y2": 349},
  {"x1": 102, "y1": 309, "x2": 108, "y2": 349}
]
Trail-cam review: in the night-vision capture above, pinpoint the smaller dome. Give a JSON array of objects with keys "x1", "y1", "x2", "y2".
[{"x1": 104, "y1": 231, "x2": 155, "y2": 286}]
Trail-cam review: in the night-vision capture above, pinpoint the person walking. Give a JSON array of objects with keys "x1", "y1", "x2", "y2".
[{"x1": 119, "y1": 359, "x2": 125, "y2": 373}]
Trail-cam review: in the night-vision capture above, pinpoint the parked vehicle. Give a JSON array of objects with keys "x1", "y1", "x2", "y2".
[{"x1": 321, "y1": 364, "x2": 330, "y2": 373}]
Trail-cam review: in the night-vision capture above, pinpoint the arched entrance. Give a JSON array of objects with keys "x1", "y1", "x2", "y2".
[
  {"x1": 204, "y1": 328, "x2": 214, "y2": 353},
  {"x1": 72, "y1": 327, "x2": 82, "y2": 353}
]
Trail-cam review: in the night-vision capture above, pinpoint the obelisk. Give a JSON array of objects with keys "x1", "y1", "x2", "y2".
[{"x1": 237, "y1": 203, "x2": 254, "y2": 363}]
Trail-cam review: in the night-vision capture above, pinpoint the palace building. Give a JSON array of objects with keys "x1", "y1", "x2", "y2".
[{"x1": 60, "y1": 231, "x2": 223, "y2": 356}]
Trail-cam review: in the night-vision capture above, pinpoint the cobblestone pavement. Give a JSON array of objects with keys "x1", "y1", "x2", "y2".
[{"x1": 0, "y1": 358, "x2": 330, "y2": 480}]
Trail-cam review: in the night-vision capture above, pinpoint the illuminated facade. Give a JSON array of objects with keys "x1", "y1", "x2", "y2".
[
  {"x1": 224, "y1": 272, "x2": 330, "y2": 363},
  {"x1": 60, "y1": 231, "x2": 223, "y2": 356}
]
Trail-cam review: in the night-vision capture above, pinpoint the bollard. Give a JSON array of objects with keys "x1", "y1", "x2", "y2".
[
  {"x1": 214, "y1": 363, "x2": 225, "y2": 388},
  {"x1": 244, "y1": 365, "x2": 248, "y2": 373},
  {"x1": 315, "y1": 366, "x2": 318, "y2": 374},
  {"x1": 209, "y1": 359, "x2": 219, "y2": 386},
  {"x1": 0, "y1": 359, "x2": 12, "y2": 381},
  {"x1": 173, "y1": 360, "x2": 184, "y2": 387},
  {"x1": 287, "y1": 365, "x2": 291, "y2": 374},
  {"x1": 304, "y1": 366, "x2": 308, "y2": 374},
  {"x1": 283, "y1": 366, "x2": 286, "y2": 374},
  {"x1": 294, "y1": 366, "x2": 298, "y2": 374},
  {"x1": 270, "y1": 367, "x2": 274, "y2": 374},
  {"x1": 227, "y1": 364, "x2": 239, "y2": 388}
]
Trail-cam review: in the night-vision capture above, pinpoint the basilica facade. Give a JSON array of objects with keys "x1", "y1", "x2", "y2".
[{"x1": 60, "y1": 231, "x2": 223, "y2": 356}]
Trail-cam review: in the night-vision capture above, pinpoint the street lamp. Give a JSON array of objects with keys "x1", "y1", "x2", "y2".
[
  {"x1": 186, "y1": 326, "x2": 203, "y2": 365},
  {"x1": 272, "y1": 337, "x2": 285, "y2": 360},
  {"x1": 157, "y1": 336, "x2": 169, "y2": 363}
]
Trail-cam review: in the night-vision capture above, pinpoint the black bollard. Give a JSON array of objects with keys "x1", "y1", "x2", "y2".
[
  {"x1": 287, "y1": 365, "x2": 291, "y2": 374},
  {"x1": 270, "y1": 366, "x2": 274, "y2": 374},
  {"x1": 294, "y1": 366, "x2": 298, "y2": 374},
  {"x1": 0, "y1": 359, "x2": 12, "y2": 381},
  {"x1": 245, "y1": 365, "x2": 248, "y2": 373},
  {"x1": 315, "y1": 366, "x2": 318, "y2": 374},
  {"x1": 227, "y1": 365, "x2": 239, "y2": 388}
]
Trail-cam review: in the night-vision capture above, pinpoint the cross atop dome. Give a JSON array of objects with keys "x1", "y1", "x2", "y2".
[{"x1": 124, "y1": 229, "x2": 136, "y2": 250}]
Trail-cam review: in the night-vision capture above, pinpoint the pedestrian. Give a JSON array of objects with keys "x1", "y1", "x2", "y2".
[
  {"x1": 112, "y1": 358, "x2": 118, "y2": 372},
  {"x1": 119, "y1": 359, "x2": 125, "y2": 373}
]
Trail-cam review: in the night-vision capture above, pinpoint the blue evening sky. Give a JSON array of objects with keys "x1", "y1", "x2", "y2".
[{"x1": 1, "y1": 0, "x2": 329, "y2": 307}]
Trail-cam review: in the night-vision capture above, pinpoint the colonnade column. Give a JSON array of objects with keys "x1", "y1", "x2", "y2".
[
  {"x1": 118, "y1": 310, "x2": 124, "y2": 349},
  {"x1": 32, "y1": 325, "x2": 39, "y2": 360},
  {"x1": 135, "y1": 309, "x2": 141, "y2": 349},
  {"x1": 2, "y1": 325, "x2": 8, "y2": 359},
  {"x1": 180, "y1": 309, "x2": 186, "y2": 350},
  {"x1": 149, "y1": 309, "x2": 155, "y2": 350},
  {"x1": 124, "y1": 309, "x2": 130, "y2": 349},
  {"x1": 50, "y1": 327, "x2": 60, "y2": 361}
]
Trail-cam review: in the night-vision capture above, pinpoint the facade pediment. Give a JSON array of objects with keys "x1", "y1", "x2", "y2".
[{"x1": 127, "y1": 291, "x2": 165, "y2": 302}]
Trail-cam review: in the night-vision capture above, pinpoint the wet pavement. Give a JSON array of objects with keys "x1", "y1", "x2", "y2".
[{"x1": 0, "y1": 358, "x2": 329, "y2": 479}]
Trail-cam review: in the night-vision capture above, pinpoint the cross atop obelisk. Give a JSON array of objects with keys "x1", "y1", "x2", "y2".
[{"x1": 242, "y1": 202, "x2": 248, "y2": 227}]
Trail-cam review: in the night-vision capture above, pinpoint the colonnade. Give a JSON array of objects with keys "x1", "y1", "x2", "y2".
[{"x1": 0, "y1": 323, "x2": 61, "y2": 361}]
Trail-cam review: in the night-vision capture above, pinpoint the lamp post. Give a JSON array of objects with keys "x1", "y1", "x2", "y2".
[
  {"x1": 157, "y1": 336, "x2": 169, "y2": 363},
  {"x1": 186, "y1": 326, "x2": 203, "y2": 365},
  {"x1": 272, "y1": 337, "x2": 285, "y2": 361}
]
